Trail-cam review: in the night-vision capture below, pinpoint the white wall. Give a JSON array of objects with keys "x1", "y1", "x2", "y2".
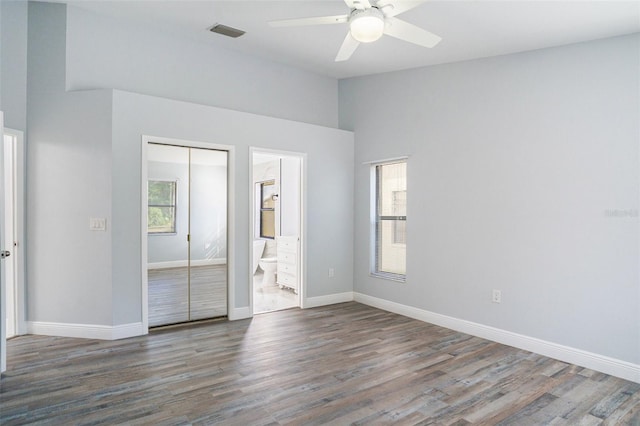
[
  {"x1": 27, "y1": 2, "x2": 113, "y2": 325},
  {"x1": 112, "y1": 90, "x2": 354, "y2": 324},
  {"x1": 340, "y1": 34, "x2": 640, "y2": 365},
  {"x1": 0, "y1": 0, "x2": 28, "y2": 131},
  {"x1": 65, "y1": 5, "x2": 339, "y2": 128}
]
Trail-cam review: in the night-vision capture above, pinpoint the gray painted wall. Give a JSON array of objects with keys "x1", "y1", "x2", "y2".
[
  {"x1": 0, "y1": 1, "x2": 28, "y2": 131},
  {"x1": 340, "y1": 34, "x2": 640, "y2": 364},
  {"x1": 23, "y1": 1, "x2": 353, "y2": 328},
  {"x1": 112, "y1": 90, "x2": 354, "y2": 324},
  {"x1": 27, "y1": 2, "x2": 113, "y2": 325},
  {"x1": 65, "y1": 5, "x2": 339, "y2": 128}
]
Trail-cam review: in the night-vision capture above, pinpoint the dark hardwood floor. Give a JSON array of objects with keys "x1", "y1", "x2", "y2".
[{"x1": 1, "y1": 302, "x2": 639, "y2": 425}]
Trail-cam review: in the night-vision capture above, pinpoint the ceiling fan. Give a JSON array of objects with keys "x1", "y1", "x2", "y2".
[{"x1": 268, "y1": 0, "x2": 441, "y2": 62}]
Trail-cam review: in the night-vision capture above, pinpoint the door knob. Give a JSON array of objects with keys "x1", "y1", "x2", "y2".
[{"x1": 1, "y1": 250, "x2": 10, "y2": 259}]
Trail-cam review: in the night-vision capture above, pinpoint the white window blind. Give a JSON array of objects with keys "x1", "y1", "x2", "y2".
[{"x1": 373, "y1": 160, "x2": 407, "y2": 281}]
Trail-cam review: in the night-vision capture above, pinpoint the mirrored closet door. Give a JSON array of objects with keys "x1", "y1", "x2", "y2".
[{"x1": 147, "y1": 143, "x2": 228, "y2": 327}]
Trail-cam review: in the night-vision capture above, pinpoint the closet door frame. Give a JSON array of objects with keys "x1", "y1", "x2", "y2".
[{"x1": 141, "y1": 135, "x2": 235, "y2": 332}]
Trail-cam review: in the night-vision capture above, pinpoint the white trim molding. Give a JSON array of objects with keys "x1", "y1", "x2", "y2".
[
  {"x1": 354, "y1": 293, "x2": 640, "y2": 384},
  {"x1": 228, "y1": 306, "x2": 252, "y2": 321},
  {"x1": 27, "y1": 321, "x2": 146, "y2": 341},
  {"x1": 303, "y1": 292, "x2": 354, "y2": 309}
]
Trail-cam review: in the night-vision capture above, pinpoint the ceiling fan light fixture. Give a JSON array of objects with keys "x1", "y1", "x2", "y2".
[{"x1": 349, "y1": 8, "x2": 385, "y2": 43}]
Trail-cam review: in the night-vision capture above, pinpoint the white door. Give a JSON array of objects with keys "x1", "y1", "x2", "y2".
[
  {"x1": 1, "y1": 112, "x2": 6, "y2": 373},
  {"x1": 3, "y1": 133, "x2": 13, "y2": 338},
  {"x1": 3, "y1": 129, "x2": 23, "y2": 339}
]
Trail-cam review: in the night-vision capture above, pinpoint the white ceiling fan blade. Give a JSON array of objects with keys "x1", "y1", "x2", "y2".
[
  {"x1": 269, "y1": 15, "x2": 348, "y2": 27},
  {"x1": 335, "y1": 32, "x2": 360, "y2": 62},
  {"x1": 344, "y1": 0, "x2": 372, "y2": 10},
  {"x1": 383, "y1": 17, "x2": 441, "y2": 48},
  {"x1": 375, "y1": 0, "x2": 427, "y2": 17}
]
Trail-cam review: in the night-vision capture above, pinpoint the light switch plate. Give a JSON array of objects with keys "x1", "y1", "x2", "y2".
[{"x1": 90, "y1": 217, "x2": 107, "y2": 231}]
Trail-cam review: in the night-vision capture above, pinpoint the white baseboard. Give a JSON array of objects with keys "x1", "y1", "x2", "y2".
[
  {"x1": 304, "y1": 291, "x2": 354, "y2": 309},
  {"x1": 228, "y1": 306, "x2": 252, "y2": 321},
  {"x1": 354, "y1": 292, "x2": 640, "y2": 384},
  {"x1": 112, "y1": 323, "x2": 147, "y2": 339},
  {"x1": 147, "y1": 258, "x2": 226, "y2": 270},
  {"x1": 27, "y1": 321, "x2": 146, "y2": 341}
]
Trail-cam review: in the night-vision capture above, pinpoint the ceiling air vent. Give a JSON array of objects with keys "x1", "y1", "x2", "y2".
[{"x1": 209, "y1": 24, "x2": 245, "y2": 38}]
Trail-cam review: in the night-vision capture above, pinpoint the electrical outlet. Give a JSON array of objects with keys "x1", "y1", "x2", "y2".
[
  {"x1": 89, "y1": 217, "x2": 106, "y2": 231},
  {"x1": 492, "y1": 289, "x2": 501, "y2": 303},
  {"x1": 328, "y1": 268, "x2": 335, "y2": 278}
]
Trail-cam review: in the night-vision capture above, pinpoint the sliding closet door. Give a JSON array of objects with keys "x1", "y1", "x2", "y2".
[
  {"x1": 147, "y1": 144, "x2": 190, "y2": 326},
  {"x1": 189, "y1": 148, "x2": 228, "y2": 320},
  {"x1": 147, "y1": 143, "x2": 228, "y2": 327}
]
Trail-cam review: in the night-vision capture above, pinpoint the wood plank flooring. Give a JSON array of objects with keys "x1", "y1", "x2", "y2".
[
  {"x1": 148, "y1": 265, "x2": 227, "y2": 327},
  {"x1": 1, "y1": 302, "x2": 639, "y2": 425}
]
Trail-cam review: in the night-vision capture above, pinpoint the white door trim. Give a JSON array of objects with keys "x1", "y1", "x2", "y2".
[
  {"x1": 141, "y1": 135, "x2": 235, "y2": 331},
  {"x1": 3, "y1": 128, "x2": 26, "y2": 337},
  {"x1": 0, "y1": 112, "x2": 5, "y2": 374}
]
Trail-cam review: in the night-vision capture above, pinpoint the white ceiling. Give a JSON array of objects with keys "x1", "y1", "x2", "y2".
[{"x1": 63, "y1": 1, "x2": 640, "y2": 79}]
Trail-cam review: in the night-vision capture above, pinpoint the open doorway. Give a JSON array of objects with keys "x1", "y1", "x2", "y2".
[
  {"x1": 251, "y1": 149, "x2": 304, "y2": 314},
  {"x1": 3, "y1": 128, "x2": 25, "y2": 339}
]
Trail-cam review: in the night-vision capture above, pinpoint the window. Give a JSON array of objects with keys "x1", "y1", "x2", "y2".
[
  {"x1": 372, "y1": 161, "x2": 407, "y2": 280},
  {"x1": 148, "y1": 180, "x2": 177, "y2": 234},
  {"x1": 259, "y1": 180, "x2": 277, "y2": 239},
  {"x1": 392, "y1": 190, "x2": 407, "y2": 244}
]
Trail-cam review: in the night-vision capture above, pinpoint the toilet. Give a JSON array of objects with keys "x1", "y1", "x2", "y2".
[
  {"x1": 253, "y1": 240, "x2": 266, "y2": 274},
  {"x1": 259, "y1": 257, "x2": 278, "y2": 286}
]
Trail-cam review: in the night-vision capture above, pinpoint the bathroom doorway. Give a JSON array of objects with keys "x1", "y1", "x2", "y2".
[
  {"x1": 251, "y1": 149, "x2": 304, "y2": 314},
  {"x1": 145, "y1": 141, "x2": 229, "y2": 327}
]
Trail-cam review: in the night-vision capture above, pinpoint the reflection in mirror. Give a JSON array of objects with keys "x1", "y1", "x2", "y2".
[{"x1": 259, "y1": 180, "x2": 276, "y2": 238}]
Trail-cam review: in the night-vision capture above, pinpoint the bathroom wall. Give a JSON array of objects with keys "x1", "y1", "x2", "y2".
[
  {"x1": 253, "y1": 159, "x2": 280, "y2": 257},
  {"x1": 280, "y1": 157, "x2": 301, "y2": 238},
  {"x1": 252, "y1": 155, "x2": 302, "y2": 258}
]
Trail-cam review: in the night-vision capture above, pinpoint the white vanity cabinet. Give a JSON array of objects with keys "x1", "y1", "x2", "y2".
[{"x1": 276, "y1": 235, "x2": 299, "y2": 293}]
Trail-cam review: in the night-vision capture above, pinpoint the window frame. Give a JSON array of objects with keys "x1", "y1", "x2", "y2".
[
  {"x1": 370, "y1": 160, "x2": 407, "y2": 282},
  {"x1": 147, "y1": 179, "x2": 178, "y2": 235}
]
